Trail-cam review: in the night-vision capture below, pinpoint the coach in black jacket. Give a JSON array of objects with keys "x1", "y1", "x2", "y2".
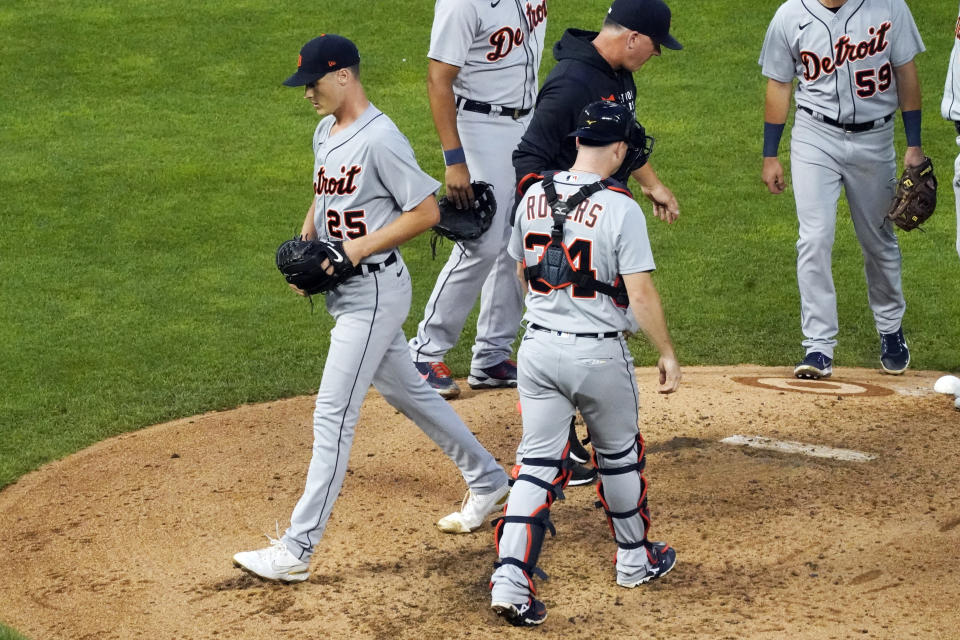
[{"x1": 513, "y1": 0, "x2": 682, "y2": 223}]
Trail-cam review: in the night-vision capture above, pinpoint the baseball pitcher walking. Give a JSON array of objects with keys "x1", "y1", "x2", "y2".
[
  {"x1": 760, "y1": 0, "x2": 926, "y2": 379},
  {"x1": 233, "y1": 35, "x2": 510, "y2": 583}
]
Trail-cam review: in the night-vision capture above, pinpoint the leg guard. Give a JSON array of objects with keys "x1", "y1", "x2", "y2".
[
  {"x1": 593, "y1": 434, "x2": 650, "y2": 551},
  {"x1": 508, "y1": 446, "x2": 574, "y2": 502},
  {"x1": 492, "y1": 507, "x2": 556, "y2": 594},
  {"x1": 492, "y1": 450, "x2": 569, "y2": 594}
]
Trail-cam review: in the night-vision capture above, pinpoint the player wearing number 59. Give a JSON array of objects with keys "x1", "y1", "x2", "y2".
[
  {"x1": 233, "y1": 35, "x2": 511, "y2": 583},
  {"x1": 759, "y1": 0, "x2": 926, "y2": 380}
]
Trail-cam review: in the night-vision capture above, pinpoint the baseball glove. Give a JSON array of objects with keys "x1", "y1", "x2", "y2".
[
  {"x1": 276, "y1": 237, "x2": 356, "y2": 295},
  {"x1": 430, "y1": 181, "x2": 497, "y2": 256},
  {"x1": 887, "y1": 157, "x2": 937, "y2": 232}
]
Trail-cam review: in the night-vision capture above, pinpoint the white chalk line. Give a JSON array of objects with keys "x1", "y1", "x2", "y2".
[{"x1": 720, "y1": 434, "x2": 876, "y2": 462}]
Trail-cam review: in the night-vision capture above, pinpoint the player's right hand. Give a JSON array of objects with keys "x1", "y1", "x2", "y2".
[
  {"x1": 762, "y1": 157, "x2": 787, "y2": 194},
  {"x1": 657, "y1": 356, "x2": 681, "y2": 394},
  {"x1": 444, "y1": 163, "x2": 475, "y2": 210}
]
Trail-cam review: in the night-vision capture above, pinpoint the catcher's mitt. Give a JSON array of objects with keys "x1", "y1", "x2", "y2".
[
  {"x1": 276, "y1": 237, "x2": 356, "y2": 295},
  {"x1": 887, "y1": 157, "x2": 937, "y2": 231},
  {"x1": 430, "y1": 181, "x2": 497, "y2": 255}
]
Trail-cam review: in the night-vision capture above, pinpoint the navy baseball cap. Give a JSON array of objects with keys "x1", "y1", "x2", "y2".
[
  {"x1": 282, "y1": 34, "x2": 360, "y2": 87},
  {"x1": 607, "y1": 0, "x2": 682, "y2": 50},
  {"x1": 568, "y1": 100, "x2": 634, "y2": 145}
]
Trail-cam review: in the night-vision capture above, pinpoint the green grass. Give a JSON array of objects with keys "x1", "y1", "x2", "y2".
[
  {"x1": 0, "y1": 626, "x2": 27, "y2": 640},
  {"x1": 1, "y1": 2, "x2": 959, "y2": 634}
]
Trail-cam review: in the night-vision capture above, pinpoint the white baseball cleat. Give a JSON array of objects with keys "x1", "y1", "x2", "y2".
[
  {"x1": 233, "y1": 536, "x2": 310, "y2": 583},
  {"x1": 436, "y1": 482, "x2": 510, "y2": 534}
]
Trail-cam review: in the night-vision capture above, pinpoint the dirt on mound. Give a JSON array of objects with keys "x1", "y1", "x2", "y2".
[{"x1": 1, "y1": 366, "x2": 958, "y2": 639}]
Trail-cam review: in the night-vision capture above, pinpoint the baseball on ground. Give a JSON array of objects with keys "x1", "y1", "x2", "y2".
[{"x1": 933, "y1": 375, "x2": 960, "y2": 395}]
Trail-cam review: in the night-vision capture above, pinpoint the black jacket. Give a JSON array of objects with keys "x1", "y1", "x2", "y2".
[{"x1": 513, "y1": 29, "x2": 638, "y2": 183}]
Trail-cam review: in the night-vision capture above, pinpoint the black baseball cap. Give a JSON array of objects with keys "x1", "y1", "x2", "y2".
[
  {"x1": 607, "y1": 0, "x2": 682, "y2": 50},
  {"x1": 282, "y1": 34, "x2": 360, "y2": 87},
  {"x1": 568, "y1": 100, "x2": 633, "y2": 145}
]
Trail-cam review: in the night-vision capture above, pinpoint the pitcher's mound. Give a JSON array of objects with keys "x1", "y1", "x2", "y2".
[{"x1": 1, "y1": 366, "x2": 958, "y2": 639}]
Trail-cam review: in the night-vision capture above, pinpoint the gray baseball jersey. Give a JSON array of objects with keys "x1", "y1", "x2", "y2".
[
  {"x1": 428, "y1": 0, "x2": 547, "y2": 110},
  {"x1": 280, "y1": 103, "x2": 508, "y2": 561},
  {"x1": 507, "y1": 171, "x2": 655, "y2": 333},
  {"x1": 491, "y1": 173, "x2": 665, "y2": 605},
  {"x1": 410, "y1": 0, "x2": 548, "y2": 375},
  {"x1": 760, "y1": 0, "x2": 923, "y2": 123},
  {"x1": 312, "y1": 106, "x2": 440, "y2": 262}
]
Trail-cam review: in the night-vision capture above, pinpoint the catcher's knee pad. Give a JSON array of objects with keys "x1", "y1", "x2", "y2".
[
  {"x1": 510, "y1": 447, "x2": 574, "y2": 506},
  {"x1": 492, "y1": 506, "x2": 556, "y2": 594},
  {"x1": 593, "y1": 434, "x2": 651, "y2": 551}
]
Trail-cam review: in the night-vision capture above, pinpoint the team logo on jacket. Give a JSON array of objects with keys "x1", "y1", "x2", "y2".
[
  {"x1": 955, "y1": 15, "x2": 960, "y2": 40},
  {"x1": 315, "y1": 164, "x2": 362, "y2": 195},
  {"x1": 486, "y1": 0, "x2": 547, "y2": 61},
  {"x1": 799, "y1": 22, "x2": 891, "y2": 82}
]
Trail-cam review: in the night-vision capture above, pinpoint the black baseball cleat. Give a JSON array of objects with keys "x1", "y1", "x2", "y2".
[
  {"x1": 492, "y1": 597, "x2": 548, "y2": 627},
  {"x1": 468, "y1": 359, "x2": 518, "y2": 389},
  {"x1": 617, "y1": 542, "x2": 677, "y2": 588},
  {"x1": 879, "y1": 328, "x2": 910, "y2": 375},
  {"x1": 567, "y1": 461, "x2": 597, "y2": 486},
  {"x1": 794, "y1": 352, "x2": 832, "y2": 379}
]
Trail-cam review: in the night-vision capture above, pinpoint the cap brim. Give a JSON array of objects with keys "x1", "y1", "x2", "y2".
[
  {"x1": 659, "y1": 33, "x2": 682, "y2": 50},
  {"x1": 282, "y1": 69, "x2": 328, "y2": 87}
]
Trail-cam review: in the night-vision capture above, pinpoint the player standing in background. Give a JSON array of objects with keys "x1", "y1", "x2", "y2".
[
  {"x1": 408, "y1": 0, "x2": 549, "y2": 399},
  {"x1": 232, "y1": 35, "x2": 511, "y2": 582},
  {"x1": 943, "y1": 2, "x2": 960, "y2": 263},
  {"x1": 489, "y1": 101, "x2": 680, "y2": 627},
  {"x1": 512, "y1": 0, "x2": 682, "y2": 485},
  {"x1": 760, "y1": 0, "x2": 926, "y2": 379}
]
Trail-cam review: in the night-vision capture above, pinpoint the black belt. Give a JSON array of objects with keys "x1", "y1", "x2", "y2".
[
  {"x1": 456, "y1": 97, "x2": 530, "y2": 119},
  {"x1": 357, "y1": 251, "x2": 397, "y2": 275},
  {"x1": 529, "y1": 323, "x2": 619, "y2": 339},
  {"x1": 799, "y1": 106, "x2": 892, "y2": 132},
  {"x1": 954, "y1": 121, "x2": 960, "y2": 135}
]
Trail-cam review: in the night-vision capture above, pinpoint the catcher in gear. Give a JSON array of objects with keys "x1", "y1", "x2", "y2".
[
  {"x1": 430, "y1": 181, "x2": 497, "y2": 256},
  {"x1": 276, "y1": 237, "x2": 357, "y2": 295},
  {"x1": 490, "y1": 99, "x2": 680, "y2": 627},
  {"x1": 887, "y1": 156, "x2": 937, "y2": 231}
]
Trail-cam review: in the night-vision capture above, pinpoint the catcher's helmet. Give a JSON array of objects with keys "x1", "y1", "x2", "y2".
[
  {"x1": 570, "y1": 101, "x2": 655, "y2": 180},
  {"x1": 568, "y1": 100, "x2": 635, "y2": 144}
]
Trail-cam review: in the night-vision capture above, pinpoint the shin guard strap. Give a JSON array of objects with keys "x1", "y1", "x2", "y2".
[
  {"x1": 494, "y1": 557, "x2": 549, "y2": 581},
  {"x1": 516, "y1": 473, "x2": 566, "y2": 501}
]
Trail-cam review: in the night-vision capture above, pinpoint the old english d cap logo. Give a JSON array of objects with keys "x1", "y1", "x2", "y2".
[{"x1": 283, "y1": 34, "x2": 360, "y2": 87}]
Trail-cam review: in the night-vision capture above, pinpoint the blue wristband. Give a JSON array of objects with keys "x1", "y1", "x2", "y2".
[
  {"x1": 443, "y1": 147, "x2": 466, "y2": 166},
  {"x1": 901, "y1": 110, "x2": 921, "y2": 147},
  {"x1": 763, "y1": 122, "x2": 785, "y2": 158}
]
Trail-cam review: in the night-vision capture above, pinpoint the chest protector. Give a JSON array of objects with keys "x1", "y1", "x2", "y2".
[{"x1": 522, "y1": 173, "x2": 629, "y2": 307}]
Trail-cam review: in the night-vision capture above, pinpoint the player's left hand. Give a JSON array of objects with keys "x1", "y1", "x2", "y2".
[
  {"x1": 641, "y1": 183, "x2": 679, "y2": 224},
  {"x1": 904, "y1": 145, "x2": 925, "y2": 168},
  {"x1": 657, "y1": 355, "x2": 681, "y2": 394}
]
